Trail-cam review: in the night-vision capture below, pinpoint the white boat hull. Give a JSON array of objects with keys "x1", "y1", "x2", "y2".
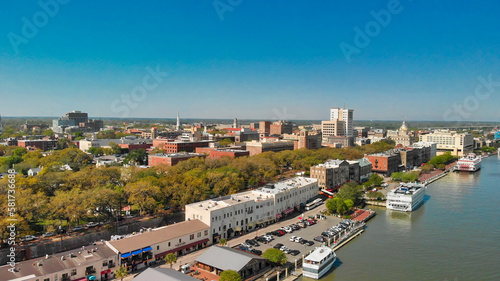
[{"x1": 303, "y1": 257, "x2": 336, "y2": 279}]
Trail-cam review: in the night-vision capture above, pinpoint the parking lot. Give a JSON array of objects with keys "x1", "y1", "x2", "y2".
[{"x1": 238, "y1": 212, "x2": 342, "y2": 262}]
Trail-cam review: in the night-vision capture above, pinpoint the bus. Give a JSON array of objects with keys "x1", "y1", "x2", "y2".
[{"x1": 305, "y1": 198, "x2": 323, "y2": 211}]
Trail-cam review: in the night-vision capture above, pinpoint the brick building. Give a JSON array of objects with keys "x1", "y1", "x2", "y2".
[
  {"x1": 152, "y1": 139, "x2": 211, "y2": 153},
  {"x1": 269, "y1": 120, "x2": 293, "y2": 136},
  {"x1": 366, "y1": 151, "x2": 402, "y2": 176},
  {"x1": 17, "y1": 139, "x2": 57, "y2": 151},
  {"x1": 258, "y1": 121, "x2": 271, "y2": 135},
  {"x1": 148, "y1": 153, "x2": 206, "y2": 167},
  {"x1": 244, "y1": 139, "x2": 295, "y2": 156},
  {"x1": 195, "y1": 147, "x2": 249, "y2": 159}
]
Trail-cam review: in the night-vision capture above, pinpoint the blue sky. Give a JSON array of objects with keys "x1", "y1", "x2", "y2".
[{"x1": 1, "y1": 0, "x2": 499, "y2": 121}]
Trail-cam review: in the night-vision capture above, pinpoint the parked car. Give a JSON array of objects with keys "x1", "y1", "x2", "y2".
[
  {"x1": 250, "y1": 249, "x2": 262, "y2": 255},
  {"x1": 290, "y1": 224, "x2": 300, "y2": 231},
  {"x1": 72, "y1": 226, "x2": 85, "y2": 232},
  {"x1": 263, "y1": 235, "x2": 274, "y2": 241},
  {"x1": 273, "y1": 243, "x2": 284, "y2": 249},
  {"x1": 314, "y1": 236, "x2": 327, "y2": 242},
  {"x1": 241, "y1": 242, "x2": 252, "y2": 249},
  {"x1": 238, "y1": 246, "x2": 250, "y2": 251},
  {"x1": 86, "y1": 222, "x2": 99, "y2": 228},
  {"x1": 280, "y1": 246, "x2": 290, "y2": 254},
  {"x1": 297, "y1": 222, "x2": 307, "y2": 228},
  {"x1": 305, "y1": 240, "x2": 314, "y2": 246},
  {"x1": 293, "y1": 236, "x2": 302, "y2": 243},
  {"x1": 298, "y1": 238, "x2": 307, "y2": 244},
  {"x1": 255, "y1": 236, "x2": 267, "y2": 243},
  {"x1": 43, "y1": 232, "x2": 55, "y2": 238},
  {"x1": 20, "y1": 235, "x2": 37, "y2": 242},
  {"x1": 289, "y1": 250, "x2": 300, "y2": 256}
]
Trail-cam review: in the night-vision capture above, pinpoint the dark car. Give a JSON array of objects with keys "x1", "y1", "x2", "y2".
[
  {"x1": 246, "y1": 239, "x2": 260, "y2": 247},
  {"x1": 255, "y1": 236, "x2": 267, "y2": 243},
  {"x1": 314, "y1": 236, "x2": 327, "y2": 242},
  {"x1": 250, "y1": 249, "x2": 262, "y2": 255},
  {"x1": 305, "y1": 240, "x2": 314, "y2": 246},
  {"x1": 238, "y1": 246, "x2": 250, "y2": 251},
  {"x1": 298, "y1": 238, "x2": 307, "y2": 244},
  {"x1": 273, "y1": 243, "x2": 284, "y2": 249},
  {"x1": 289, "y1": 250, "x2": 300, "y2": 256}
]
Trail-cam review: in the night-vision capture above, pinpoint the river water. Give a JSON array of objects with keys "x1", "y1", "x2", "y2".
[{"x1": 300, "y1": 155, "x2": 500, "y2": 281}]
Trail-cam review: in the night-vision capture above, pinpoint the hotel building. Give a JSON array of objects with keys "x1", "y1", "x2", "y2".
[{"x1": 185, "y1": 177, "x2": 318, "y2": 244}]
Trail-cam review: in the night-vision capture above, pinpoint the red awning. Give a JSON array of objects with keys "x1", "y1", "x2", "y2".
[
  {"x1": 284, "y1": 208, "x2": 294, "y2": 214},
  {"x1": 101, "y1": 269, "x2": 111, "y2": 275},
  {"x1": 155, "y1": 238, "x2": 209, "y2": 258},
  {"x1": 276, "y1": 213, "x2": 282, "y2": 218}
]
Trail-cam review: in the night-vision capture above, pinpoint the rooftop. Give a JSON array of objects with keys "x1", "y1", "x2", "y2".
[
  {"x1": 106, "y1": 220, "x2": 209, "y2": 254},
  {"x1": 133, "y1": 268, "x2": 199, "y2": 281},
  {"x1": 305, "y1": 246, "x2": 335, "y2": 262},
  {"x1": 0, "y1": 242, "x2": 115, "y2": 281},
  {"x1": 389, "y1": 182, "x2": 425, "y2": 196},
  {"x1": 187, "y1": 177, "x2": 317, "y2": 211},
  {"x1": 151, "y1": 152, "x2": 206, "y2": 158},
  {"x1": 195, "y1": 246, "x2": 265, "y2": 272}
]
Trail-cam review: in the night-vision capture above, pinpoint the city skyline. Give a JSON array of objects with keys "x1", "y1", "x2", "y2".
[{"x1": 1, "y1": 1, "x2": 499, "y2": 121}]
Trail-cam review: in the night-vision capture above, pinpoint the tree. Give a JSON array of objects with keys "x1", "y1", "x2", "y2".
[
  {"x1": 219, "y1": 138, "x2": 233, "y2": 146},
  {"x1": 262, "y1": 248, "x2": 287, "y2": 266},
  {"x1": 125, "y1": 179, "x2": 162, "y2": 216},
  {"x1": 325, "y1": 198, "x2": 338, "y2": 214},
  {"x1": 88, "y1": 147, "x2": 104, "y2": 156},
  {"x1": 367, "y1": 191, "x2": 384, "y2": 200},
  {"x1": 368, "y1": 173, "x2": 384, "y2": 186},
  {"x1": 164, "y1": 253, "x2": 177, "y2": 268},
  {"x1": 421, "y1": 163, "x2": 434, "y2": 173},
  {"x1": 344, "y1": 199, "x2": 354, "y2": 210},
  {"x1": 336, "y1": 199, "x2": 348, "y2": 215},
  {"x1": 109, "y1": 142, "x2": 123, "y2": 154},
  {"x1": 336, "y1": 182, "x2": 363, "y2": 203},
  {"x1": 220, "y1": 270, "x2": 242, "y2": 281},
  {"x1": 114, "y1": 265, "x2": 129, "y2": 281},
  {"x1": 124, "y1": 149, "x2": 147, "y2": 165},
  {"x1": 436, "y1": 164, "x2": 446, "y2": 170},
  {"x1": 42, "y1": 129, "x2": 55, "y2": 137},
  {"x1": 219, "y1": 238, "x2": 227, "y2": 246}
]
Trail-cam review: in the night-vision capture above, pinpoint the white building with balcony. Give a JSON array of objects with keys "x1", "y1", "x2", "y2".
[{"x1": 185, "y1": 177, "x2": 318, "y2": 244}]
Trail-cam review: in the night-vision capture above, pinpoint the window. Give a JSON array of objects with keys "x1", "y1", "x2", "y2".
[
  {"x1": 44, "y1": 279, "x2": 50, "y2": 281},
  {"x1": 168, "y1": 242, "x2": 171, "y2": 247},
  {"x1": 204, "y1": 230, "x2": 208, "y2": 236},
  {"x1": 71, "y1": 269, "x2": 77, "y2": 276},
  {"x1": 190, "y1": 234, "x2": 194, "y2": 240},
  {"x1": 179, "y1": 239, "x2": 182, "y2": 243},
  {"x1": 197, "y1": 232, "x2": 201, "y2": 237},
  {"x1": 157, "y1": 246, "x2": 160, "y2": 250},
  {"x1": 103, "y1": 261, "x2": 108, "y2": 266}
]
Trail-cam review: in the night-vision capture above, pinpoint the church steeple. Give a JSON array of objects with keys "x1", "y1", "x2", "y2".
[{"x1": 176, "y1": 111, "x2": 180, "y2": 131}]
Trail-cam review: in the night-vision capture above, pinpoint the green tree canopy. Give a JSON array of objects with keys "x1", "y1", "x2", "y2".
[
  {"x1": 262, "y1": 248, "x2": 287, "y2": 266},
  {"x1": 164, "y1": 253, "x2": 177, "y2": 268},
  {"x1": 220, "y1": 270, "x2": 242, "y2": 281}
]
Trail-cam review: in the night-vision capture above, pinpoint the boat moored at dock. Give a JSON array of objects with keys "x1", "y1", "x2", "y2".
[
  {"x1": 386, "y1": 182, "x2": 426, "y2": 212},
  {"x1": 303, "y1": 245, "x2": 337, "y2": 279},
  {"x1": 455, "y1": 153, "x2": 482, "y2": 172}
]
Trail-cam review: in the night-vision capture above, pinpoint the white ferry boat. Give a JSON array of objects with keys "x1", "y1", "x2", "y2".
[
  {"x1": 386, "y1": 182, "x2": 426, "y2": 212},
  {"x1": 455, "y1": 153, "x2": 482, "y2": 172},
  {"x1": 302, "y1": 245, "x2": 336, "y2": 279}
]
